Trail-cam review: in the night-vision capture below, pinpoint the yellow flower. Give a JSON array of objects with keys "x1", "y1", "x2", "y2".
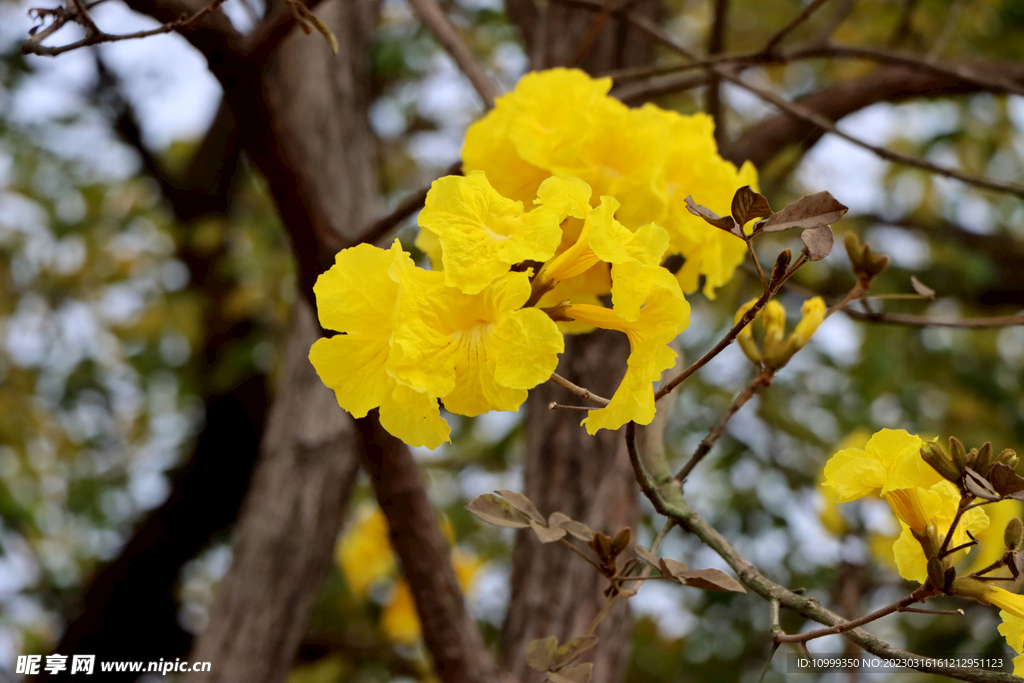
[
  {"x1": 462, "y1": 68, "x2": 759, "y2": 299},
  {"x1": 823, "y1": 429, "x2": 939, "y2": 502},
  {"x1": 564, "y1": 273, "x2": 690, "y2": 433},
  {"x1": 535, "y1": 195, "x2": 672, "y2": 320},
  {"x1": 389, "y1": 268, "x2": 564, "y2": 417},
  {"x1": 998, "y1": 610, "x2": 1024, "y2": 676},
  {"x1": 309, "y1": 241, "x2": 450, "y2": 449},
  {"x1": 987, "y1": 586, "x2": 1024, "y2": 620},
  {"x1": 886, "y1": 482, "x2": 988, "y2": 582},
  {"x1": 417, "y1": 172, "x2": 591, "y2": 295},
  {"x1": 336, "y1": 507, "x2": 397, "y2": 598},
  {"x1": 651, "y1": 107, "x2": 759, "y2": 298}
]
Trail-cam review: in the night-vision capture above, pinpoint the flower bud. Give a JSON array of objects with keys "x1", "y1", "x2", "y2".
[
  {"x1": 927, "y1": 557, "x2": 947, "y2": 591},
  {"x1": 998, "y1": 448, "x2": 1019, "y2": 469},
  {"x1": 921, "y1": 441, "x2": 961, "y2": 483},
  {"x1": 734, "y1": 299, "x2": 761, "y2": 366},
  {"x1": 1006, "y1": 517, "x2": 1024, "y2": 551},
  {"x1": 975, "y1": 442, "x2": 994, "y2": 474},
  {"x1": 950, "y1": 437, "x2": 968, "y2": 472}
]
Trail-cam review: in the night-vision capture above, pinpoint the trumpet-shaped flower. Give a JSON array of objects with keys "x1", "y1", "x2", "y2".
[
  {"x1": 564, "y1": 271, "x2": 690, "y2": 433},
  {"x1": 389, "y1": 268, "x2": 564, "y2": 417},
  {"x1": 418, "y1": 172, "x2": 591, "y2": 294},
  {"x1": 823, "y1": 429, "x2": 941, "y2": 501},
  {"x1": 886, "y1": 482, "x2": 988, "y2": 582},
  {"x1": 536, "y1": 195, "x2": 671, "y2": 321},
  {"x1": 309, "y1": 241, "x2": 450, "y2": 449}
]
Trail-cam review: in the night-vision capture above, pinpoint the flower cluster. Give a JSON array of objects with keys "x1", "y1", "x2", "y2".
[
  {"x1": 311, "y1": 171, "x2": 690, "y2": 445},
  {"x1": 459, "y1": 68, "x2": 758, "y2": 298},
  {"x1": 823, "y1": 429, "x2": 988, "y2": 582},
  {"x1": 736, "y1": 296, "x2": 826, "y2": 370},
  {"x1": 824, "y1": 429, "x2": 1024, "y2": 675}
]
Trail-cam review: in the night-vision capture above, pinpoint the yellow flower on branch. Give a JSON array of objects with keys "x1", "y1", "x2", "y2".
[
  {"x1": 823, "y1": 428, "x2": 939, "y2": 501},
  {"x1": 564, "y1": 273, "x2": 690, "y2": 433},
  {"x1": 389, "y1": 267, "x2": 564, "y2": 417},
  {"x1": 886, "y1": 483, "x2": 988, "y2": 583},
  {"x1": 309, "y1": 241, "x2": 450, "y2": 449},
  {"x1": 417, "y1": 171, "x2": 591, "y2": 295}
]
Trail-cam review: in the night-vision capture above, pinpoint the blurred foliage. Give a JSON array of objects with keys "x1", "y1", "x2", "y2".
[{"x1": 3, "y1": 0, "x2": 1024, "y2": 681}]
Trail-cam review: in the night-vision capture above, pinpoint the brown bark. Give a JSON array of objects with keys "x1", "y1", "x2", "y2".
[
  {"x1": 358, "y1": 418, "x2": 509, "y2": 683},
  {"x1": 504, "y1": 332, "x2": 638, "y2": 683},
  {"x1": 184, "y1": 301, "x2": 359, "y2": 683}
]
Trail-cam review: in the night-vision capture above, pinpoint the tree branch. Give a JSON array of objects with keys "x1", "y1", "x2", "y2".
[
  {"x1": 406, "y1": 0, "x2": 497, "y2": 108},
  {"x1": 358, "y1": 416, "x2": 509, "y2": 683}
]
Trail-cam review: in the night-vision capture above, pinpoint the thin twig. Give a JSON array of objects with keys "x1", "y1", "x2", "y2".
[
  {"x1": 899, "y1": 606, "x2": 964, "y2": 616},
  {"x1": 654, "y1": 254, "x2": 806, "y2": 401},
  {"x1": 406, "y1": 0, "x2": 497, "y2": 108},
  {"x1": 773, "y1": 587, "x2": 933, "y2": 643},
  {"x1": 675, "y1": 370, "x2": 773, "y2": 483},
  {"x1": 844, "y1": 308, "x2": 1024, "y2": 329},
  {"x1": 559, "y1": 537, "x2": 604, "y2": 571},
  {"x1": 23, "y1": 0, "x2": 230, "y2": 56},
  {"x1": 762, "y1": 0, "x2": 833, "y2": 53},
  {"x1": 549, "y1": 402, "x2": 592, "y2": 411},
  {"x1": 550, "y1": 372, "x2": 611, "y2": 406}
]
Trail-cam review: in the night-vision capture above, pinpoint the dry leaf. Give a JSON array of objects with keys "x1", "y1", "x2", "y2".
[
  {"x1": 497, "y1": 489, "x2": 545, "y2": 523},
  {"x1": 549, "y1": 512, "x2": 594, "y2": 542},
  {"x1": 675, "y1": 568, "x2": 747, "y2": 593},
  {"x1": 685, "y1": 196, "x2": 741, "y2": 236},
  {"x1": 756, "y1": 191, "x2": 848, "y2": 233},
  {"x1": 800, "y1": 225, "x2": 834, "y2": 261},
  {"x1": 910, "y1": 276, "x2": 936, "y2": 299},
  {"x1": 633, "y1": 545, "x2": 660, "y2": 565},
  {"x1": 526, "y1": 637, "x2": 558, "y2": 672},
  {"x1": 466, "y1": 493, "x2": 532, "y2": 528},
  {"x1": 731, "y1": 186, "x2": 773, "y2": 226},
  {"x1": 964, "y1": 468, "x2": 1001, "y2": 501},
  {"x1": 548, "y1": 663, "x2": 593, "y2": 683}
]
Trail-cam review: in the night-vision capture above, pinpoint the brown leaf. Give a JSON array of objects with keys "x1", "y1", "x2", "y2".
[
  {"x1": 466, "y1": 493, "x2": 532, "y2": 529},
  {"x1": 526, "y1": 637, "x2": 558, "y2": 672},
  {"x1": 675, "y1": 568, "x2": 747, "y2": 593},
  {"x1": 633, "y1": 545, "x2": 660, "y2": 566},
  {"x1": 548, "y1": 663, "x2": 594, "y2": 683},
  {"x1": 685, "y1": 196, "x2": 741, "y2": 236},
  {"x1": 657, "y1": 557, "x2": 689, "y2": 580},
  {"x1": 531, "y1": 520, "x2": 568, "y2": 543},
  {"x1": 497, "y1": 489, "x2": 545, "y2": 523},
  {"x1": 756, "y1": 191, "x2": 848, "y2": 233},
  {"x1": 990, "y1": 463, "x2": 1024, "y2": 497},
  {"x1": 610, "y1": 528, "x2": 632, "y2": 556},
  {"x1": 964, "y1": 468, "x2": 1001, "y2": 501},
  {"x1": 800, "y1": 225, "x2": 834, "y2": 261},
  {"x1": 731, "y1": 186, "x2": 773, "y2": 226},
  {"x1": 910, "y1": 276, "x2": 936, "y2": 299},
  {"x1": 548, "y1": 512, "x2": 594, "y2": 542}
]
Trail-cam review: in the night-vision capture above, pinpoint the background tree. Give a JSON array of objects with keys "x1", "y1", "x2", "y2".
[{"x1": 2, "y1": 0, "x2": 1024, "y2": 682}]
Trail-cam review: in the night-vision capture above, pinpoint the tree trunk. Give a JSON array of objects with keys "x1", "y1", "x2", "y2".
[
  {"x1": 498, "y1": 5, "x2": 662, "y2": 682},
  {"x1": 185, "y1": 301, "x2": 359, "y2": 682},
  {"x1": 183, "y1": 0, "x2": 380, "y2": 680}
]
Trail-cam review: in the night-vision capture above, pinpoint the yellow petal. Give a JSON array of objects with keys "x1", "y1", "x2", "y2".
[
  {"x1": 892, "y1": 525, "x2": 928, "y2": 583},
  {"x1": 380, "y1": 383, "x2": 450, "y2": 450},
  {"x1": 310, "y1": 334, "x2": 391, "y2": 419},
  {"x1": 822, "y1": 448, "x2": 888, "y2": 502},
  {"x1": 381, "y1": 581, "x2": 421, "y2": 642},
  {"x1": 313, "y1": 242, "x2": 406, "y2": 334}
]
